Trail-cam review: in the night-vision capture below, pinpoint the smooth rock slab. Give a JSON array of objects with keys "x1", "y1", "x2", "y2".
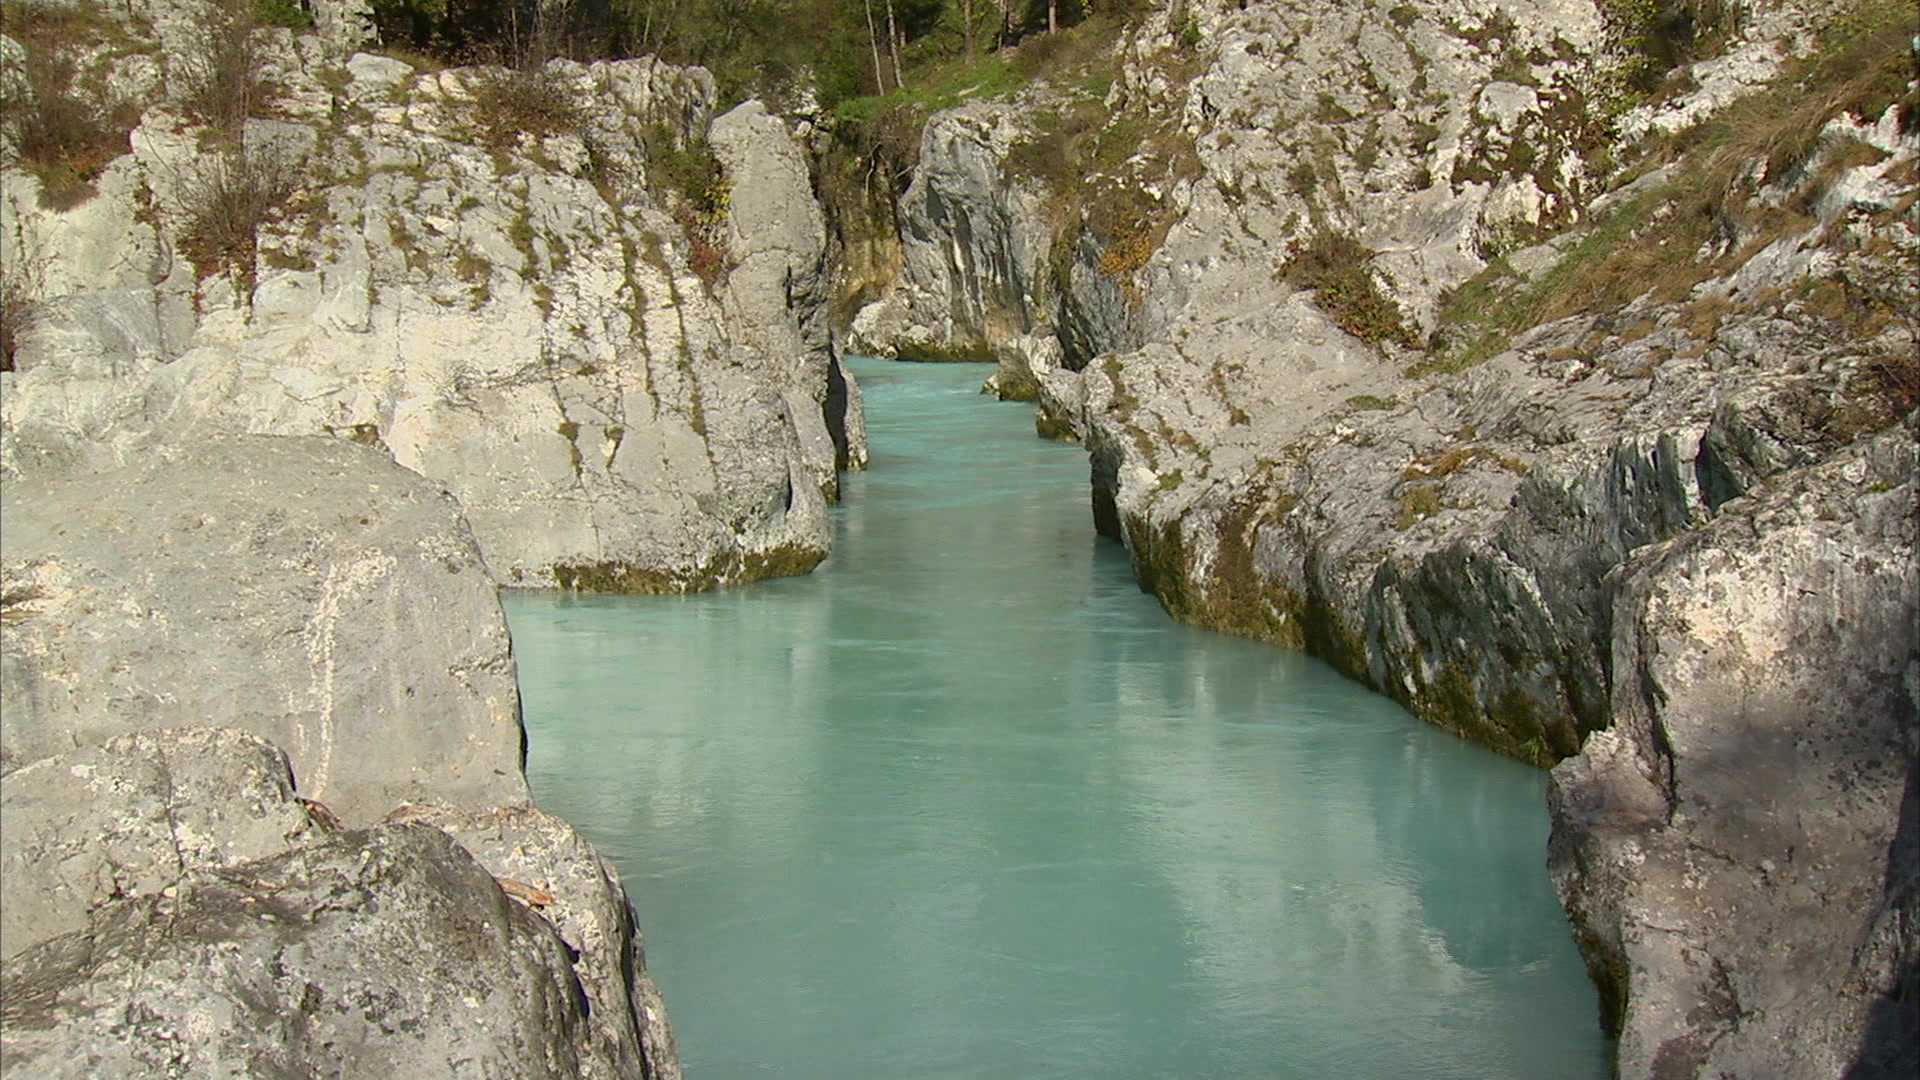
[
  {"x1": 0, "y1": 436, "x2": 527, "y2": 824},
  {"x1": 0, "y1": 824, "x2": 605, "y2": 1079}
]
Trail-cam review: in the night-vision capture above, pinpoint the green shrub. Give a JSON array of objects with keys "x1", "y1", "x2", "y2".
[
  {"x1": 251, "y1": 0, "x2": 313, "y2": 29},
  {"x1": 179, "y1": 0, "x2": 269, "y2": 131},
  {"x1": 1394, "y1": 485, "x2": 1442, "y2": 530},
  {"x1": 0, "y1": 4, "x2": 141, "y2": 209},
  {"x1": 1278, "y1": 230, "x2": 1417, "y2": 348},
  {"x1": 641, "y1": 124, "x2": 731, "y2": 288}
]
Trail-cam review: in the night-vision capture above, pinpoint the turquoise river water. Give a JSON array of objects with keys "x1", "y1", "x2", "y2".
[{"x1": 503, "y1": 357, "x2": 1613, "y2": 1079}]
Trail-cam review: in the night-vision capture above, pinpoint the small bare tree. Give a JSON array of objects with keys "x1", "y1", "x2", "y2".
[{"x1": 178, "y1": 0, "x2": 265, "y2": 131}]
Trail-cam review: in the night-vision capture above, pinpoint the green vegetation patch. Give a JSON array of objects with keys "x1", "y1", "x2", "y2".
[
  {"x1": 0, "y1": 1, "x2": 144, "y2": 209},
  {"x1": 469, "y1": 67, "x2": 583, "y2": 149},
  {"x1": 552, "y1": 543, "x2": 827, "y2": 594},
  {"x1": 251, "y1": 0, "x2": 313, "y2": 29},
  {"x1": 641, "y1": 124, "x2": 732, "y2": 288},
  {"x1": 1598, "y1": 0, "x2": 1748, "y2": 95},
  {"x1": 1426, "y1": 0, "x2": 1917, "y2": 378},
  {"x1": 1279, "y1": 230, "x2": 1418, "y2": 348}
]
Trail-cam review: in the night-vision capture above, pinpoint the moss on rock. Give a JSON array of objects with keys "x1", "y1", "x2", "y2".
[
  {"x1": 891, "y1": 340, "x2": 998, "y2": 364},
  {"x1": 550, "y1": 542, "x2": 826, "y2": 595}
]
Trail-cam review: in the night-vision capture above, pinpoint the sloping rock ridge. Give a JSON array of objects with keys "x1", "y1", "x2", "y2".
[{"x1": 838, "y1": 0, "x2": 1918, "y2": 1074}]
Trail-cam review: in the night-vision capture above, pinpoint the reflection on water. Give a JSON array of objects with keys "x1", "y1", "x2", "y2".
[{"x1": 505, "y1": 358, "x2": 1611, "y2": 1079}]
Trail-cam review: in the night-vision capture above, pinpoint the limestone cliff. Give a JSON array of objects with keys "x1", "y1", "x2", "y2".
[
  {"x1": 0, "y1": 437, "x2": 680, "y2": 1077},
  {"x1": 838, "y1": 0, "x2": 1918, "y2": 1074},
  {"x1": 1, "y1": 0, "x2": 864, "y2": 593}
]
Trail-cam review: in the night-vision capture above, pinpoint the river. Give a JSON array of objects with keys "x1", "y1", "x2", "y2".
[{"x1": 502, "y1": 356, "x2": 1613, "y2": 1079}]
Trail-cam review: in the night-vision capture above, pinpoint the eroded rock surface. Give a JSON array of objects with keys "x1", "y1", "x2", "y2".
[
  {"x1": 0, "y1": 436, "x2": 525, "y2": 822},
  {"x1": 387, "y1": 802, "x2": 682, "y2": 1080},
  {"x1": 0, "y1": 728, "x2": 314, "y2": 960},
  {"x1": 0, "y1": 432, "x2": 680, "y2": 1076},
  {"x1": 1550, "y1": 427, "x2": 1918, "y2": 1079},
  {"x1": 2, "y1": 824, "x2": 625, "y2": 1079}
]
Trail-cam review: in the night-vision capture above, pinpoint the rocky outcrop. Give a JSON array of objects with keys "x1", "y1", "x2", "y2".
[
  {"x1": 838, "y1": 0, "x2": 1917, "y2": 1073},
  {"x1": 387, "y1": 801, "x2": 681, "y2": 1079},
  {"x1": 848, "y1": 100, "x2": 1059, "y2": 363},
  {"x1": 0, "y1": 728, "x2": 317, "y2": 959},
  {"x1": 714, "y1": 99, "x2": 868, "y2": 481},
  {"x1": 0, "y1": 435, "x2": 680, "y2": 1076},
  {"x1": 0, "y1": 436, "x2": 524, "y2": 820},
  {"x1": 1, "y1": 3, "x2": 861, "y2": 592},
  {"x1": 4, "y1": 823, "x2": 638, "y2": 1079},
  {"x1": 1549, "y1": 426, "x2": 1917, "y2": 1079}
]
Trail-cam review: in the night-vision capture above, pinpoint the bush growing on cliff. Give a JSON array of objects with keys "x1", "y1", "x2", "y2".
[
  {"x1": 0, "y1": 1, "x2": 142, "y2": 209},
  {"x1": 176, "y1": 142, "x2": 301, "y2": 285},
  {"x1": 469, "y1": 66, "x2": 582, "y2": 149},
  {"x1": 1278, "y1": 230, "x2": 1418, "y2": 348},
  {"x1": 1599, "y1": 0, "x2": 1747, "y2": 94},
  {"x1": 177, "y1": 0, "x2": 270, "y2": 131},
  {"x1": 0, "y1": 273, "x2": 31, "y2": 372},
  {"x1": 642, "y1": 124, "x2": 732, "y2": 287}
]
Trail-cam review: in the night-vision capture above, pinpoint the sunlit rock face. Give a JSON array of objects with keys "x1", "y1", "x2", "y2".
[
  {"x1": 2, "y1": 3, "x2": 861, "y2": 593},
  {"x1": 3, "y1": 821, "x2": 663, "y2": 1079},
  {"x1": 0, "y1": 437, "x2": 525, "y2": 820},
  {"x1": 1, "y1": 6, "x2": 723, "y2": 1074},
  {"x1": 1550, "y1": 426, "x2": 1917, "y2": 1080},
  {"x1": 0, "y1": 435, "x2": 681, "y2": 1077}
]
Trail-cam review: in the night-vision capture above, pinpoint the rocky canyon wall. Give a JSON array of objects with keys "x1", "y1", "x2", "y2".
[
  {"x1": 2, "y1": 0, "x2": 865, "y2": 592},
  {"x1": 839, "y1": 0, "x2": 1918, "y2": 1074},
  {"x1": 0, "y1": 0, "x2": 891, "y2": 1073}
]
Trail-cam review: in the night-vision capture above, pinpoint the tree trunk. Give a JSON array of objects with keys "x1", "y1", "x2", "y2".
[
  {"x1": 884, "y1": 0, "x2": 903, "y2": 91},
  {"x1": 863, "y1": 0, "x2": 888, "y2": 92},
  {"x1": 962, "y1": 0, "x2": 975, "y2": 57},
  {"x1": 1048, "y1": 0, "x2": 1058, "y2": 35}
]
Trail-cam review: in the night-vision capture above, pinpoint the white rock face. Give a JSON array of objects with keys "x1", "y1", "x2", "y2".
[
  {"x1": 850, "y1": 101, "x2": 1059, "y2": 361},
  {"x1": 3, "y1": 32, "x2": 860, "y2": 592},
  {"x1": 1551, "y1": 427, "x2": 1917, "y2": 1080}
]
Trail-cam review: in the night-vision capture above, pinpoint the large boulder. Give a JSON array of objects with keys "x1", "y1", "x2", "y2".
[
  {"x1": 387, "y1": 802, "x2": 682, "y2": 1080},
  {"x1": 1, "y1": 823, "x2": 627, "y2": 1078},
  {"x1": 1549, "y1": 425, "x2": 1918, "y2": 1079},
  {"x1": 0, "y1": 433, "x2": 681, "y2": 1076},
  {"x1": 0, "y1": 435, "x2": 526, "y2": 824}
]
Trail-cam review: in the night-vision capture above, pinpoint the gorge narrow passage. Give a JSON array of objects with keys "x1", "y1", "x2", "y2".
[{"x1": 503, "y1": 357, "x2": 1612, "y2": 1079}]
